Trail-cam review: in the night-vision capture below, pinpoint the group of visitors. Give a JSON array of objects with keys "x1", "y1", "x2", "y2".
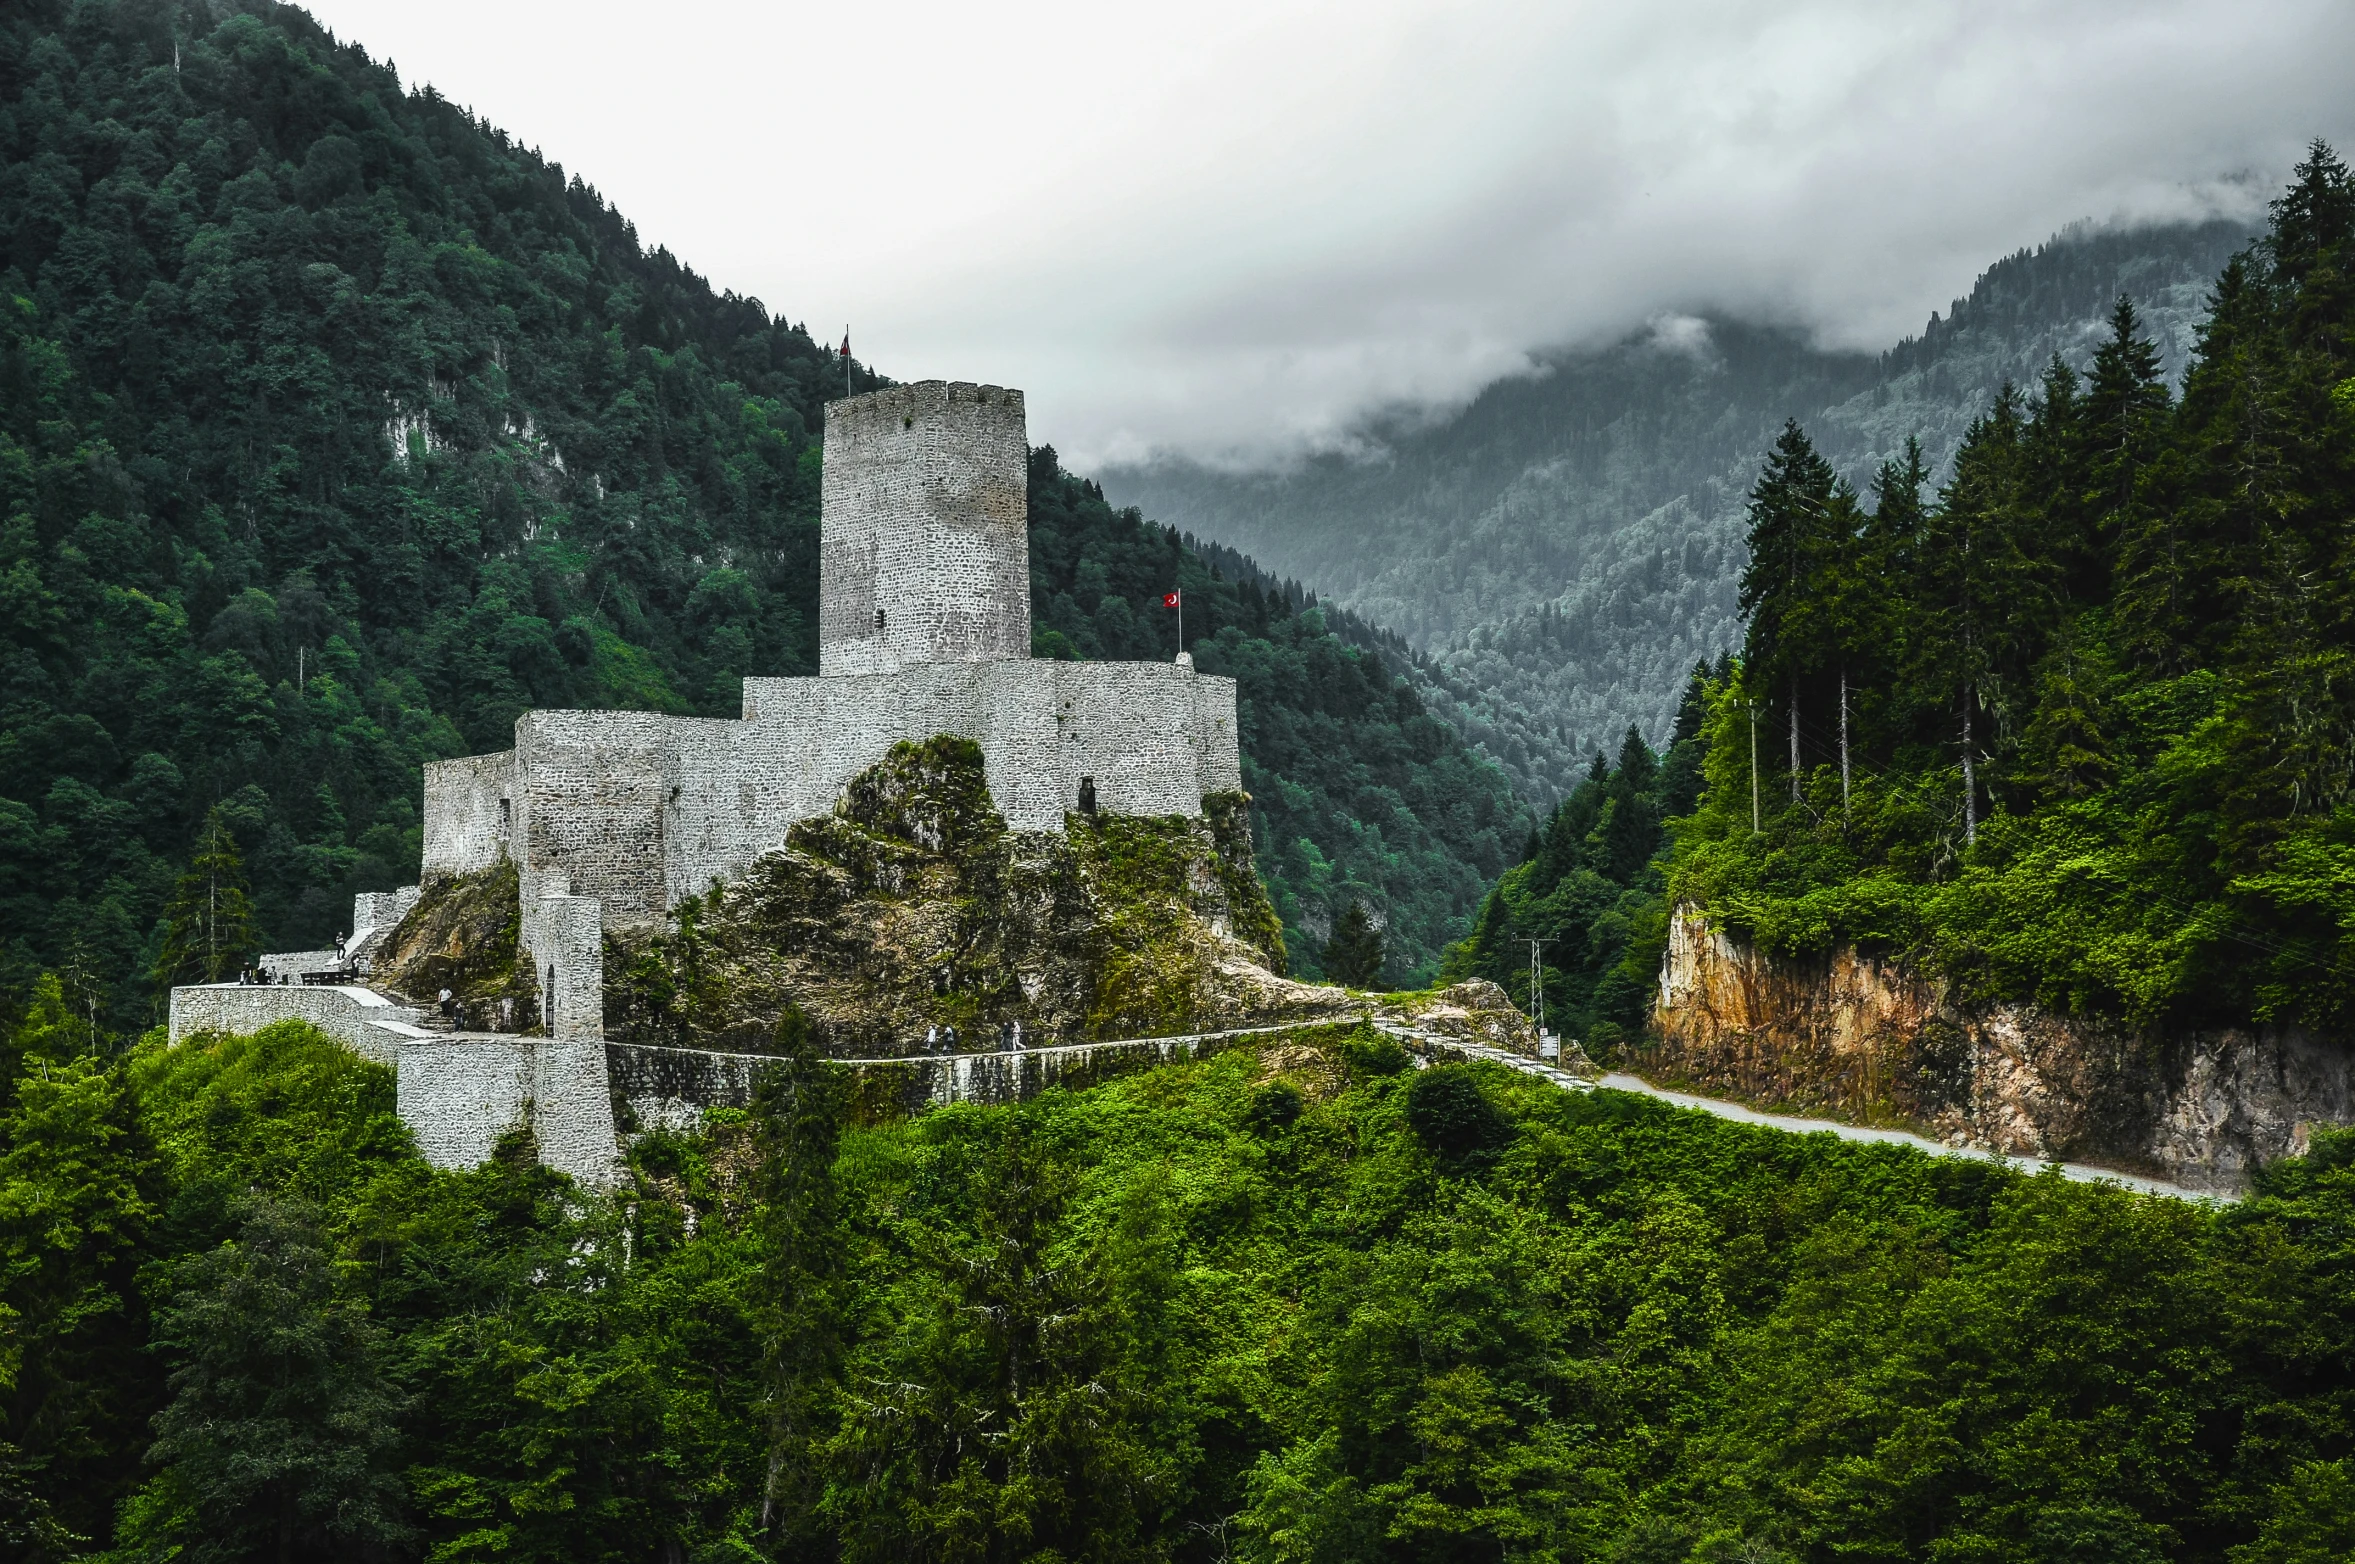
[
  {"x1": 921, "y1": 1020, "x2": 1026, "y2": 1053},
  {"x1": 229, "y1": 929, "x2": 357, "y2": 987}
]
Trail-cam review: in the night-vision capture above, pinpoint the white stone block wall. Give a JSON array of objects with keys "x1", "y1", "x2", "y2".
[
  {"x1": 396, "y1": 1035, "x2": 533, "y2": 1170},
  {"x1": 1193, "y1": 675, "x2": 1243, "y2": 793},
  {"x1": 257, "y1": 949, "x2": 341, "y2": 982},
  {"x1": 168, "y1": 983, "x2": 418, "y2": 1068},
  {"x1": 352, "y1": 885, "x2": 421, "y2": 934},
  {"x1": 820, "y1": 383, "x2": 1030, "y2": 676},
  {"x1": 1051, "y1": 660, "x2": 1218, "y2": 820},
  {"x1": 422, "y1": 751, "x2": 513, "y2": 877},
  {"x1": 520, "y1": 892, "x2": 604, "y2": 1041},
  {"x1": 513, "y1": 709, "x2": 729, "y2": 928},
  {"x1": 528, "y1": 1037, "x2": 622, "y2": 1183}
]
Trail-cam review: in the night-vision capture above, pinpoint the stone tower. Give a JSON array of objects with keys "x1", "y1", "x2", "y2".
[{"x1": 819, "y1": 382, "x2": 1031, "y2": 676}]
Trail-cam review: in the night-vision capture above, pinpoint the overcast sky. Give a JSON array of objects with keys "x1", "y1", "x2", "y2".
[{"x1": 308, "y1": 0, "x2": 2353, "y2": 471}]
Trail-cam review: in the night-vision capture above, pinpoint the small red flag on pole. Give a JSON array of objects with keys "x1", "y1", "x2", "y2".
[
  {"x1": 1164, "y1": 590, "x2": 1183, "y2": 660},
  {"x1": 840, "y1": 328, "x2": 851, "y2": 396}
]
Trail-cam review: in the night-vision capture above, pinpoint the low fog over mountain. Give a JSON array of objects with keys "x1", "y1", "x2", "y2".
[{"x1": 1105, "y1": 218, "x2": 2254, "y2": 804}]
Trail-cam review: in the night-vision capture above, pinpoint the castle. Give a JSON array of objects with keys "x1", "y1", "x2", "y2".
[{"x1": 170, "y1": 381, "x2": 1246, "y2": 1182}]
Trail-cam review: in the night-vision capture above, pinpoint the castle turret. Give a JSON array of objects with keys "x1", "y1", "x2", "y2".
[{"x1": 819, "y1": 382, "x2": 1031, "y2": 676}]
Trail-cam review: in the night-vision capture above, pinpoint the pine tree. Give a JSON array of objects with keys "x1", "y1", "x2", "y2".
[
  {"x1": 152, "y1": 806, "x2": 257, "y2": 991},
  {"x1": 1915, "y1": 388, "x2": 2059, "y2": 844},
  {"x1": 122, "y1": 1200, "x2": 410, "y2": 1559},
  {"x1": 1322, "y1": 902, "x2": 1387, "y2": 989},
  {"x1": 1738, "y1": 421, "x2": 1847, "y2": 799},
  {"x1": 1599, "y1": 727, "x2": 1661, "y2": 883},
  {"x1": 2080, "y1": 297, "x2": 2169, "y2": 555}
]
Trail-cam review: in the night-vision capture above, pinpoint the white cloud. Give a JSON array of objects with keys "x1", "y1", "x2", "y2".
[{"x1": 308, "y1": 0, "x2": 2351, "y2": 469}]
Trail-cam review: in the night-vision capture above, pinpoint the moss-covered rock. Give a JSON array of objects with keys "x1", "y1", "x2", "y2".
[
  {"x1": 605, "y1": 736, "x2": 1341, "y2": 1052},
  {"x1": 373, "y1": 860, "x2": 539, "y2": 1028}
]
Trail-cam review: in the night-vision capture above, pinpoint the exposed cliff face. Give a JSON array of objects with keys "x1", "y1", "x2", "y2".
[{"x1": 1648, "y1": 906, "x2": 2353, "y2": 1192}]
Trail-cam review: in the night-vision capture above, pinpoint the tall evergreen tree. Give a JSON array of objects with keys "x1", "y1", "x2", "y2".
[
  {"x1": 1914, "y1": 387, "x2": 2058, "y2": 844},
  {"x1": 1322, "y1": 902, "x2": 1387, "y2": 989},
  {"x1": 122, "y1": 1200, "x2": 411, "y2": 1561},
  {"x1": 1738, "y1": 421, "x2": 1845, "y2": 798},
  {"x1": 2079, "y1": 296, "x2": 2171, "y2": 572},
  {"x1": 151, "y1": 806, "x2": 256, "y2": 990}
]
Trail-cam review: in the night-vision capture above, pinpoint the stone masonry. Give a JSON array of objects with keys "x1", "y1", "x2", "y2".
[{"x1": 171, "y1": 380, "x2": 1245, "y2": 1184}]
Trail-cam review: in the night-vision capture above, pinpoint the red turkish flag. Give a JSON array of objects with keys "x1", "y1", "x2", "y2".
[{"x1": 1163, "y1": 591, "x2": 1181, "y2": 608}]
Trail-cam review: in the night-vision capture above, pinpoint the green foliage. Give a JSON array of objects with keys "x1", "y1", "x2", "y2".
[
  {"x1": 1441, "y1": 696, "x2": 1704, "y2": 1052},
  {"x1": 119, "y1": 1198, "x2": 411, "y2": 1562},
  {"x1": 3, "y1": 1002, "x2": 2355, "y2": 1557},
  {"x1": 1320, "y1": 900, "x2": 1385, "y2": 989},
  {"x1": 151, "y1": 803, "x2": 257, "y2": 989},
  {"x1": 0, "y1": 0, "x2": 843, "y2": 1026},
  {"x1": 0, "y1": 0, "x2": 1524, "y2": 1034},
  {"x1": 1675, "y1": 146, "x2": 2355, "y2": 1032}
]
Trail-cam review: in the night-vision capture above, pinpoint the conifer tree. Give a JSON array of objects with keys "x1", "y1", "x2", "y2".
[
  {"x1": 1323, "y1": 902, "x2": 1387, "y2": 989},
  {"x1": 123, "y1": 1200, "x2": 410, "y2": 1559},
  {"x1": 1738, "y1": 421, "x2": 1845, "y2": 800},
  {"x1": 1600, "y1": 727, "x2": 1662, "y2": 883},
  {"x1": 2080, "y1": 297, "x2": 2170, "y2": 568},
  {"x1": 152, "y1": 806, "x2": 257, "y2": 990},
  {"x1": 1915, "y1": 387, "x2": 2058, "y2": 844}
]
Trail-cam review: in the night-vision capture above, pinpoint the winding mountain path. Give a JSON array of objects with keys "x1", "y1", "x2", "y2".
[{"x1": 1428, "y1": 1035, "x2": 2226, "y2": 1203}]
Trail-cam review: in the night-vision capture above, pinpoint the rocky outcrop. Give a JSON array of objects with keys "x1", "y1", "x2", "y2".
[
  {"x1": 1647, "y1": 906, "x2": 2353, "y2": 1192},
  {"x1": 374, "y1": 859, "x2": 541, "y2": 1030},
  {"x1": 602, "y1": 736, "x2": 1353, "y2": 1053}
]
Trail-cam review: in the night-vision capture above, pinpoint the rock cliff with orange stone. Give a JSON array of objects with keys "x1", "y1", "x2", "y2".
[{"x1": 1645, "y1": 905, "x2": 2353, "y2": 1192}]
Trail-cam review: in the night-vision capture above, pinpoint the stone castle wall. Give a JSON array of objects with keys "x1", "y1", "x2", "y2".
[
  {"x1": 453, "y1": 658, "x2": 1239, "y2": 929},
  {"x1": 396, "y1": 1033, "x2": 616, "y2": 1185},
  {"x1": 176, "y1": 379, "x2": 1248, "y2": 1188},
  {"x1": 422, "y1": 750, "x2": 513, "y2": 879},
  {"x1": 820, "y1": 383, "x2": 1030, "y2": 676}
]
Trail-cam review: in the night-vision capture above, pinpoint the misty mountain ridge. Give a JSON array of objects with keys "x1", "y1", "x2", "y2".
[{"x1": 1102, "y1": 217, "x2": 2256, "y2": 805}]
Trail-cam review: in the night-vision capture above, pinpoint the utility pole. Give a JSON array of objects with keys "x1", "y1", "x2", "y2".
[{"x1": 1524, "y1": 938, "x2": 1551, "y2": 1040}]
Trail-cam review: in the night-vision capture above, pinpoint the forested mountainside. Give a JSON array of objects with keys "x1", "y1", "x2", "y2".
[
  {"x1": 1032, "y1": 451, "x2": 1528, "y2": 980},
  {"x1": 1460, "y1": 148, "x2": 2355, "y2": 1053},
  {"x1": 1662, "y1": 145, "x2": 2355, "y2": 1037},
  {"x1": 1439, "y1": 666, "x2": 1714, "y2": 1048},
  {"x1": 1107, "y1": 219, "x2": 2256, "y2": 806},
  {"x1": 0, "y1": 0, "x2": 1523, "y2": 1026}
]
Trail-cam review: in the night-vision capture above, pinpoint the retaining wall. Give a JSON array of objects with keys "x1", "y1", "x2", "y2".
[{"x1": 169, "y1": 983, "x2": 418, "y2": 1068}]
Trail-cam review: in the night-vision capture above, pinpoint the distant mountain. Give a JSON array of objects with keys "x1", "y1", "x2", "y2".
[{"x1": 1103, "y1": 219, "x2": 2256, "y2": 805}]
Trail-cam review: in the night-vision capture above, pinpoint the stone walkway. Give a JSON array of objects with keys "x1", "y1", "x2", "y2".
[{"x1": 1422, "y1": 1033, "x2": 2226, "y2": 1203}]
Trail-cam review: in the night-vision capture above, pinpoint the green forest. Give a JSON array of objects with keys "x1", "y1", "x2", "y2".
[
  {"x1": 0, "y1": 0, "x2": 1525, "y2": 1029},
  {"x1": 9, "y1": 1004, "x2": 2355, "y2": 1562},
  {"x1": 1663, "y1": 145, "x2": 2355, "y2": 1036},
  {"x1": 1445, "y1": 145, "x2": 2355, "y2": 1049}
]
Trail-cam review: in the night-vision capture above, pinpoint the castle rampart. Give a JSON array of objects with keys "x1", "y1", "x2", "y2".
[{"x1": 171, "y1": 378, "x2": 1246, "y2": 1185}]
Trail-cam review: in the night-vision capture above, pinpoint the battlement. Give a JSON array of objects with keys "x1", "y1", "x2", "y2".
[{"x1": 820, "y1": 381, "x2": 1030, "y2": 676}]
